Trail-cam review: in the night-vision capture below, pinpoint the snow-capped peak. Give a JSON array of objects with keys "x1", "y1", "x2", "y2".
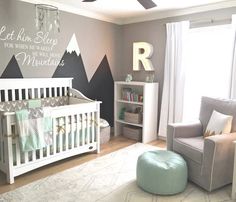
[{"x1": 66, "y1": 33, "x2": 80, "y2": 56}]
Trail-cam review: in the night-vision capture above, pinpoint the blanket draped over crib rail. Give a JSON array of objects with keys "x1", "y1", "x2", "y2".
[{"x1": 16, "y1": 107, "x2": 53, "y2": 152}]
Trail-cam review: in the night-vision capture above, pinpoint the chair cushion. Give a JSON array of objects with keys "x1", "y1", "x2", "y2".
[{"x1": 173, "y1": 136, "x2": 204, "y2": 164}]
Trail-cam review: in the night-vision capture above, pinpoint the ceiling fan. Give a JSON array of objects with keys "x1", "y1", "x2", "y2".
[{"x1": 82, "y1": 0, "x2": 157, "y2": 10}]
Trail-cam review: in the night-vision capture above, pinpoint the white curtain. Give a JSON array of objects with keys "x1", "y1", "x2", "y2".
[
  {"x1": 230, "y1": 14, "x2": 236, "y2": 99},
  {"x1": 158, "y1": 21, "x2": 189, "y2": 137}
]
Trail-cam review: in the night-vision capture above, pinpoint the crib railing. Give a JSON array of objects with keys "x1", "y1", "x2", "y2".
[
  {"x1": 0, "y1": 101, "x2": 100, "y2": 184},
  {"x1": 0, "y1": 78, "x2": 72, "y2": 102}
]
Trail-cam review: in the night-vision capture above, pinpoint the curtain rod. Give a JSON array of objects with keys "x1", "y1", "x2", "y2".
[
  {"x1": 190, "y1": 18, "x2": 231, "y2": 25},
  {"x1": 164, "y1": 18, "x2": 231, "y2": 26}
]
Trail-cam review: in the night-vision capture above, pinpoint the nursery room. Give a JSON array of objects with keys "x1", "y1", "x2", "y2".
[{"x1": 0, "y1": 0, "x2": 236, "y2": 201}]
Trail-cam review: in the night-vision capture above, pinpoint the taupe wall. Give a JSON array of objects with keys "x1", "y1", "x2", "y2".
[{"x1": 121, "y1": 7, "x2": 236, "y2": 122}]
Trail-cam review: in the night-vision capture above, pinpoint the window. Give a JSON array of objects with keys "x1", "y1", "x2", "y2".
[{"x1": 182, "y1": 24, "x2": 234, "y2": 121}]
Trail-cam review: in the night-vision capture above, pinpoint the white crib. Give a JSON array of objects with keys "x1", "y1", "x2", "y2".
[{"x1": 0, "y1": 78, "x2": 101, "y2": 184}]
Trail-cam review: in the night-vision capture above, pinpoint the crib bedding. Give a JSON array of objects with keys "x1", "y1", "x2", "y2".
[
  {"x1": 1, "y1": 96, "x2": 93, "y2": 153},
  {"x1": 0, "y1": 96, "x2": 69, "y2": 112},
  {"x1": 11, "y1": 116, "x2": 95, "y2": 164},
  {"x1": 12, "y1": 127, "x2": 94, "y2": 165},
  {"x1": 3, "y1": 96, "x2": 97, "y2": 165}
]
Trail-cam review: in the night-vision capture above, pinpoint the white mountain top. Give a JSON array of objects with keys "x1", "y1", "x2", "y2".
[{"x1": 66, "y1": 33, "x2": 80, "y2": 56}]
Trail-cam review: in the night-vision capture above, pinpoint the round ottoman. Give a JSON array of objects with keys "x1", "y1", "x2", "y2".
[{"x1": 136, "y1": 150, "x2": 187, "y2": 195}]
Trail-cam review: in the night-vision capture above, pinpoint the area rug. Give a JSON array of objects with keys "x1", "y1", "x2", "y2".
[{"x1": 0, "y1": 143, "x2": 233, "y2": 202}]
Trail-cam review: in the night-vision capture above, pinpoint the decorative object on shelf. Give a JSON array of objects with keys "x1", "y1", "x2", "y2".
[
  {"x1": 145, "y1": 73, "x2": 155, "y2": 82},
  {"x1": 121, "y1": 87, "x2": 143, "y2": 102},
  {"x1": 119, "y1": 107, "x2": 126, "y2": 120},
  {"x1": 124, "y1": 107, "x2": 143, "y2": 124},
  {"x1": 125, "y1": 74, "x2": 132, "y2": 82},
  {"x1": 133, "y1": 42, "x2": 154, "y2": 71},
  {"x1": 123, "y1": 125, "x2": 142, "y2": 141},
  {"x1": 35, "y1": 4, "x2": 60, "y2": 33}
]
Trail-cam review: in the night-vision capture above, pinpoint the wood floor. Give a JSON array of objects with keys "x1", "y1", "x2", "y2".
[{"x1": 0, "y1": 136, "x2": 166, "y2": 194}]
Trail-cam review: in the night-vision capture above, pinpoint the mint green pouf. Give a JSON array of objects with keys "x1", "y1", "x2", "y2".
[{"x1": 136, "y1": 150, "x2": 187, "y2": 195}]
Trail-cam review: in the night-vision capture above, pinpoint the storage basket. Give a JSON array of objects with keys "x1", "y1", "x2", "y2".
[
  {"x1": 100, "y1": 127, "x2": 110, "y2": 144},
  {"x1": 124, "y1": 112, "x2": 142, "y2": 124},
  {"x1": 123, "y1": 126, "x2": 142, "y2": 141}
]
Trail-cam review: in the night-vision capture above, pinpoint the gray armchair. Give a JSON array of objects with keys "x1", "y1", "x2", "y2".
[{"x1": 167, "y1": 96, "x2": 236, "y2": 191}]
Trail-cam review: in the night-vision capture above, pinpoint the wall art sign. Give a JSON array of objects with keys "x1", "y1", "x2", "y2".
[
  {"x1": 0, "y1": 25, "x2": 64, "y2": 68},
  {"x1": 133, "y1": 42, "x2": 154, "y2": 71}
]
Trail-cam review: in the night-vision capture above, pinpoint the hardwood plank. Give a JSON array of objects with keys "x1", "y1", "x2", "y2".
[{"x1": 0, "y1": 136, "x2": 166, "y2": 194}]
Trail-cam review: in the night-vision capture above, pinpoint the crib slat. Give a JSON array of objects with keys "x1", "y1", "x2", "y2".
[
  {"x1": 32, "y1": 150, "x2": 36, "y2": 161},
  {"x1": 53, "y1": 118, "x2": 57, "y2": 154},
  {"x1": 43, "y1": 88, "x2": 46, "y2": 98},
  {"x1": 18, "y1": 89, "x2": 22, "y2": 100},
  {"x1": 71, "y1": 115, "x2": 74, "y2": 149},
  {"x1": 15, "y1": 141, "x2": 21, "y2": 166},
  {"x1": 49, "y1": 88, "x2": 52, "y2": 97},
  {"x1": 92, "y1": 112, "x2": 95, "y2": 143},
  {"x1": 12, "y1": 90, "x2": 15, "y2": 101},
  {"x1": 25, "y1": 89, "x2": 29, "y2": 99},
  {"x1": 58, "y1": 118, "x2": 62, "y2": 152},
  {"x1": 54, "y1": 87, "x2": 58, "y2": 97},
  {"x1": 24, "y1": 152, "x2": 29, "y2": 164},
  {"x1": 76, "y1": 114, "x2": 80, "y2": 147},
  {"x1": 65, "y1": 116, "x2": 69, "y2": 151},
  {"x1": 37, "y1": 88, "x2": 40, "y2": 98},
  {"x1": 31, "y1": 88, "x2": 35, "y2": 99},
  {"x1": 86, "y1": 113, "x2": 90, "y2": 144},
  {"x1": 46, "y1": 145, "x2": 50, "y2": 157},
  {"x1": 39, "y1": 148, "x2": 43, "y2": 159},
  {"x1": 59, "y1": 87, "x2": 62, "y2": 97},
  {"x1": 63, "y1": 87, "x2": 66, "y2": 96},
  {"x1": 82, "y1": 114, "x2": 85, "y2": 146},
  {"x1": 4, "y1": 90, "x2": 9, "y2": 101}
]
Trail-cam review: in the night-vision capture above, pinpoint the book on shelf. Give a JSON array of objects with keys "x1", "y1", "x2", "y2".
[{"x1": 121, "y1": 88, "x2": 143, "y2": 102}]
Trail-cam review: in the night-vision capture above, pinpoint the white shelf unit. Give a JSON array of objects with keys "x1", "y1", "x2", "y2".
[{"x1": 114, "y1": 81, "x2": 158, "y2": 143}]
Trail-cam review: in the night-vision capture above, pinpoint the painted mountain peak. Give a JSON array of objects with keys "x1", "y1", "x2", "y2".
[
  {"x1": 1, "y1": 55, "x2": 23, "y2": 78},
  {"x1": 53, "y1": 52, "x2": 114, "y2": 126},
  {"x1": 66, "y1": 33, "x2": 81, "y2": 56}
]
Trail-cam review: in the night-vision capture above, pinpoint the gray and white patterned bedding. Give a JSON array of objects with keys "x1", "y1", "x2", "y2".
[{"x1": 0, "y1": 96, "x2": 69, "y2": 112}]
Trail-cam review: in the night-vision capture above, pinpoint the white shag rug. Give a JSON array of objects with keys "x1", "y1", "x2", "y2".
[{"x1": 0, "y1": 143, "x2": 233, "y2": 202}]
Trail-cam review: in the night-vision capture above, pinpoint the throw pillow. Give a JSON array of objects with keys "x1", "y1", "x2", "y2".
[{"x1": 203, "y1": 110, "x2": 233, "y2": 138}]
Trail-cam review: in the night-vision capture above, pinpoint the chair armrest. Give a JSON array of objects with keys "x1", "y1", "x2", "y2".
[
  {"x1": 202, "y1": 133, "x2": 236, "y2": 190},
  {"x1": 167, "y1": 120, "x2": 203, "y2": 150}
]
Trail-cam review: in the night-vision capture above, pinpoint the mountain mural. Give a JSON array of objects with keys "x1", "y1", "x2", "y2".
[
  {"x1": 87, "y1": 55, "x2": 114, "y2": 127},
  {"x1": 53, "y1": 34, "x2": 114, "y2": 126},
  {"x1": 1, "y1": 55, "x2": 23, "y2": 78},
  {"x1": 53, "y1": 51, "x2": 89, "y2": 95}
]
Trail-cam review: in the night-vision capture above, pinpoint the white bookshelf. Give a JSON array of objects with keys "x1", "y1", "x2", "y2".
[{"x1": 114, "y1": 81, "x2": 158, "y2": 143}]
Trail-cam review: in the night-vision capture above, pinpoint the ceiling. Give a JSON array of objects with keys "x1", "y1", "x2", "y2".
[{"x1": 20, "y1": 0, "x2": 236, "y2": 24}]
